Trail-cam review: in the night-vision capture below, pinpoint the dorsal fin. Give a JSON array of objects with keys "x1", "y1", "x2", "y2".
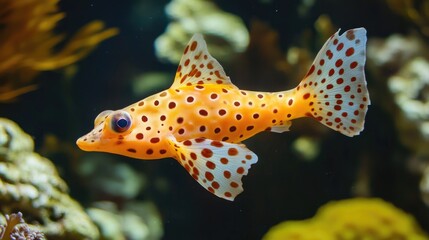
[{"x1": 171, "y1": 34, "x2": 237, "y2": 89}]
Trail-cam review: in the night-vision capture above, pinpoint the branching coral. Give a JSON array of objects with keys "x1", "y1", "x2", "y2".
[
  {"x1": 0, "y1": 0, "x2": 118, "y2": 102},
  {"x1": 0, "y1": 212, "x2": 45, "y2": 240},
  {"x1": 263, "y1": 198, "x2": 428, "y2": 240}
]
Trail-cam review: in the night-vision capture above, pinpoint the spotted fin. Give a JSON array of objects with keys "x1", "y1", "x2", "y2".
[
  {"x1": 171, "y1": 34, "x2": 237, "y2": 89},
  {"x1": 298, "y1": 28, "x2": 370, "y2": 136},
  {"x1": 167, "y1": 136, "x2": 258, "y2": 201}
]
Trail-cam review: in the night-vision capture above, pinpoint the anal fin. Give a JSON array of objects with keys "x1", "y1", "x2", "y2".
[{"x1": 167, "y1": 136, "x2": 258, "y2": 201}]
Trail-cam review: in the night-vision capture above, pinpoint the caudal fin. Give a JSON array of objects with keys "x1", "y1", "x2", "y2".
[{"x1": 296, "y1": 28, "x2": 370, "y2": 137}]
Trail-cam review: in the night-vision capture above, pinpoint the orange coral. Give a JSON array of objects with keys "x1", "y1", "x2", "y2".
[{"x1": 0, "y1": 0, "x2": 118, "y2": 102}]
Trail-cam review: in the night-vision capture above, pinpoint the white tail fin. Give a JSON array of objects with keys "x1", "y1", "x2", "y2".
[{"x1": 297, "y1": 28, "x2": 370, "y2": 136}]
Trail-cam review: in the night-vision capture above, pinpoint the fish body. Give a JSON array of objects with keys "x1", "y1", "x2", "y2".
[{"x1": 77, "y1": 28, "x2": 370, "y2": 201}]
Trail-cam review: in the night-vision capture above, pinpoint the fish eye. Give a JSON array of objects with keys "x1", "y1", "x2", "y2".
[{"x1": 110, "y1": 111, "x2": 132, "y2": 133}]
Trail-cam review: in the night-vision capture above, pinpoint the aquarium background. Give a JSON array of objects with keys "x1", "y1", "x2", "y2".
[{"x1": 1, "y1": 0, "x2": 429, "y2": 239}]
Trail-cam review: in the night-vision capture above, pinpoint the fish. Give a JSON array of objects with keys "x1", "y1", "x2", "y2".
[{"x1": 76, "y1": 28, "x2": 370, "y2": 201}]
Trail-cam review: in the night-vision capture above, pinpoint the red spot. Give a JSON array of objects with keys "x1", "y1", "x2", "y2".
[
  {"x1": 339, "y1": 68, "x2": 344, "y2": 75},
  {"x1": 317, "y1": 69, "x2": 322, "y2": 75},
  {"x1": 230, "y1": 182, "x2": 239, "y2": 188},
  {"x1": 190, "y1": 41, "x2": 198, "y2": 51},
  {"x1": 245, "y1": 155, "x2": 252, "y2": 160},
  {"x1": 237, "y1": 167, "x2": 245, "y2": 174},
  {"x1": 306, "y1": 65, "x2": 315, "y2": 77},
  {"x1": 220, "y1": 157, "x2": 228, "y2": 164},
  {"x1": 206, "y1": 161, "x2": 216, "y2": 169},
  {"x1": 326, "y1": 50, "x2": 333, "y2": 59},
  {"x1": 346, "y1": 30, "x2": 356, "y2": 40},
  {"x1": 335, "y1": 117, "x2": 341, "y2": 123},
  {"x1": 211, "y1": 141, "x2": 223, "y2": 147},
  {"x1": 288, "y1": 99, "x2": 293, "y2": 106},
  {"x1": 201, "y1": 148, "x2": 213, "y2": 158},
  {"x1": 321, "y1": 78, "x2": 326, "y2": 84},
  {"x1": 184, "y1": 140, "x2": 192, "y2": 146},
  {"x1": 327, "y1": 84, "x2": 333, "y2": 89},
  {"x1": 212, "y1": 181, "x2": 220, "y2": 189},
  {"x1": 150, "y1": 137, "x2": 160, "y2": 143},
  {"x1": 141, "y1": 116, "x2": 148, "y2": 122},
  {"x1": 207, "y1": 63, "x2": 214, "y2": 69},
  {"x1": 303, "y1": 93, "x2": 310, "y2": 100},
  {"x1": 208, "y1": 187, "x2": 215, "y2": 193},
  {"x1": 333, "y1": 39, "x2": 338, "y2": 45},
  {"x1": 335, "y1": 94, "x2": 342, "y2": 98},
  {"x1": 177, "y1": 117, "x2": 184, "y2": 124},
  {"x1": 210, "y1": 93, "x2": 218, "y2": 99},
  {"x1": 184, "y1": 59, "x2": 190, "y2": 66},
  {"x1": 228, "y1": 148, "x2": 238, "y2": 156},
  {"x1": 257, "y1": 94, "x2": 264, "y2": 99},
  {"x1": 195, "y1": 138, "x2": 205, "y2": 143},
  {"x1": 329, "y1": 69, "x2": 335, "y2": 76},
  {"x1": 184, "y1": 45, "x2": 189, "y2": 54},
  {"x1": 327, "y1": 111, "x2": 333, "y2": 116},
  {"x1": 350, "y1": 61, "x2": 358, "y2": 69},
  {"x1": 146, "y1": 149, "x2": 153, "y2": 155},
  {"x1": 351, "y1": 77, "x2": 357, "y2": 82},
  {"x1": 320, "y1": 59, "x2": 325, "y2": 65},
  {"x1": 136, "y1": 133, "x2": 144, "y2": 139},
  {"x1": 205, "y1": 172, "x2": 214, "y2": 181},
  {"x1": 344, "y1": 85, "x2": 351, "y2": 92},
  {"x1": 335, "y1": 59, "x2": 343, "y2": 67},
  {"x1": 334, "y1": 105, "x2": 341, "y2": 110},
  {"x1": 336, "y1": 78, "x2": 344, "y2": 84},
  {"x1": 342, "y1": 112, "x2": 348, "y2": 117},
  {"x1": 346, "y1": 47, "x2": 355, "y2": 56},
  {"x1": 218, "y1": 109, "x2": 226, "y2": 116},
  {"x1": 190, "y1": 152, "x2": 197, "y2": 160},
  {"x1": 186, "y1": 96, "x2": 194, "y2": 103},
  {"x1": 336, "y1": 42, "x2": 344, "y2": 51},
  {"x1": 225, "y1": 192, "x2": 232, "y2": 198},
  {"x1": 199, "y1": 109, "x2": 208, "y2": 116},
  {"x1": 224, "y1": 170, "x2": 231, "y2": 178}
]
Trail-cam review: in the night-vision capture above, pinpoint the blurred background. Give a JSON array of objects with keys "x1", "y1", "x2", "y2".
[{"x1": 1, "y1": 0, "x2": 429, "y2": 239}]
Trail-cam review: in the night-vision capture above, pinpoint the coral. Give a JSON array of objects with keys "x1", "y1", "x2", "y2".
[
  {"x1": 0, "y1": 0, "x2": 118, "y2": 102},
  {"x1": 154, "y1": 0, "x2": 249, "y2": 63},
  {"x1": 388, "y1": 57, "x2": 429, "y2": 151},
  {"x1": 0, "y1": 118, "x2": 99, "y2": 239},
  {"x1": 0, "y1": 212, "x2": 45, "y2": 240},
  {"x1": 77, "y1": 153, "x2": 146, "y2": 200},
  {"x1": 263, "y1": 198, "x2": 428, "y2": 240},
  {"x1": 87, "y1": 201, "x2": 163, "y2": 240}
]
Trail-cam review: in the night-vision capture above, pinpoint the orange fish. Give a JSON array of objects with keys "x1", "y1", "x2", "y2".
[{"x1": 77, "y1": 28, "x2": 370, "y2": 201}]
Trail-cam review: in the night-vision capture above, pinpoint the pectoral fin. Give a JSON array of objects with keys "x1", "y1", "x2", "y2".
[{"x1": 167, "y1": 136, "x2": 258, "y2": 201}]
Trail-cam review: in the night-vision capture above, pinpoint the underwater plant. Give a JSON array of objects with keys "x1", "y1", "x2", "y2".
[
  {"x1": 0, "y1": 212, "x2": 45, "y2": 240},
  {"x1": 263, "y1": 198, "x2": 429, "y2": 240},
  {"x1": 386, "y1": 0, "x2": 429, "y2": 36},
  {"x1": 0, "y1": 0, "x2": 118, "y2": 102}
]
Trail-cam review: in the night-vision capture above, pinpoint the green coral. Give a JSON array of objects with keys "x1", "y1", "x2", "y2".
[{"x1": 264, "y1": 198, "x2": 429, "y2": 240}]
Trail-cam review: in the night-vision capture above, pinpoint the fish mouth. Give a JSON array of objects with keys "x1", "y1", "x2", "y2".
[{"x1": 76, "y1": 125, "x2": 104, "y2": 151}]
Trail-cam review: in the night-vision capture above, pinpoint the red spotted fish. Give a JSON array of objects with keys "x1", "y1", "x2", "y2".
[{"x1": 77, "y1": 28, "x2": 370, "y2": 201}]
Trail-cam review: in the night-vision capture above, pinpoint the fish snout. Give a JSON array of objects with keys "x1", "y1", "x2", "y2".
[{"x1": 76, "y1": 128, "x2": 103, "y2": 151}]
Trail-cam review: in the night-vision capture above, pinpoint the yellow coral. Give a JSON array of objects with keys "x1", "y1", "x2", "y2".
[
  {"x1": 0, "y1": 0, "x2": 118, "y2": 102},
  {"x1": 264, "y1": 198, "x2": 429, "y2": 240}
]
